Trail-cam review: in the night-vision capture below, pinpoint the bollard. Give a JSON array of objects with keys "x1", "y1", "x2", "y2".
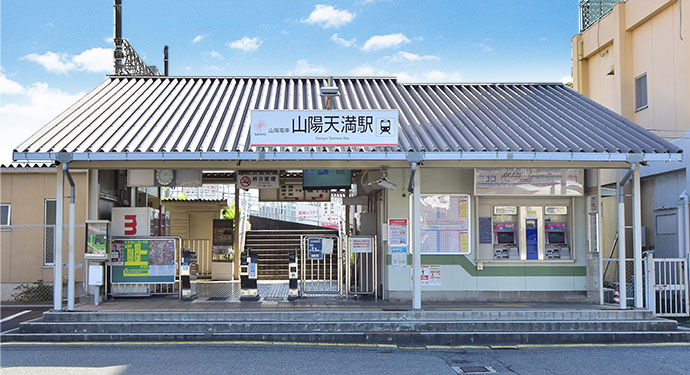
[
  {"x1": 288, "y1": 250, "x2": 299, "y2": 300},
  {"x1": 240, "y1": 248, "x2": 259, "y2": 301}
]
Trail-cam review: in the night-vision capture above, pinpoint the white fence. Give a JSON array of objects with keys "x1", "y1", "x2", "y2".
[{"x1": 646, "y1": 254, "x2": 689, "y2": 317}]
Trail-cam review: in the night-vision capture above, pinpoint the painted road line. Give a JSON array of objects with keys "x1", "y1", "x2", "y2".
[
  {"x1": 0, "y1": 310, "x2": 31, "y2": 324},
  {"x1": 2, "y1": 341, "x2": 690, "y2": 349}
]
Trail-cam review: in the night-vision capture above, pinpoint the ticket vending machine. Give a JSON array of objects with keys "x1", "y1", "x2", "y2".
[
  {"x1": 545, "y1": 222, "x2": 571, "y2": 259},
  {"x1": 525, "y1": 219, "x2": 539, "y2": 260},
  {"x1": 493, "y1": 223, "x2": 519, "y2": 260}
]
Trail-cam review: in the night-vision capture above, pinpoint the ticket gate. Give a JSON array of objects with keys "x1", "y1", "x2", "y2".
[
  {"x1": 300, "y1": 236, "x2": 342, "y2": 297},
  {"x1": 240, "y1": 249, "x2": 259, "y2": 301}
]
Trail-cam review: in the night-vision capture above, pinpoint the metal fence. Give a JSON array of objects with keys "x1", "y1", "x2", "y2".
[
  {"x1": 0, "y1": 225, "x2": 87, "y2": 305},
  {"x1": 579, "y1": 0, "x2": 620, "y2": 31},
  {"x1": 602, "y1": 257, "x2": 635, "y2": 305},
  {"x1": 181, "y1": 239, "x2": 212, "y2": 277},
  {"x1": 647, "y1": 256, "x2": 689, "y2": 317}
]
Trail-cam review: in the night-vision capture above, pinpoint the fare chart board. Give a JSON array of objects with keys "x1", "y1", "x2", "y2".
[{"x1": 420, "y1": 194, "x2": 471, "y2": 255}]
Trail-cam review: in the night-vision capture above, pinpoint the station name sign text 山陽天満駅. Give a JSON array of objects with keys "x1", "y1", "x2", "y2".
[{"x1": 250, "y1": 110, "x2": 399, "y2": 147}]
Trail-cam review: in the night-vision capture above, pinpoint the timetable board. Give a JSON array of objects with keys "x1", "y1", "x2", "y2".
[{"x1": 420, "y1": 194, "x2": 471, "y2": 255}]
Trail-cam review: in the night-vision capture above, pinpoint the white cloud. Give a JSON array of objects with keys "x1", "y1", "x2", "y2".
[
  {"x1": 22, "y1": 48, "x2": 113, "y2": 74},
  {"x1": 330, "y1": 33, "x2": 356, "y2": 48},
  {"x1": 361, "y1": 33, "x2": 410, "y2": 52},
  {"x1": 539, "y1": 37, "x2": 548, "y2": 42},
  {"x1": 192, "y1": 34, "x2": 206, "y2": 43},
  {"x1": 475, "y1": 42, "x2": 493, "y2": 52},
  {"x1": 560, "y1": 75, "x2": 573, "y2": 85},
  {"x1": 227, "y1": 36, "x2": 262, "y2": 52},
  {"x1": 206, "y1": 50, "x2": 224, "y2": 60},
  {"x1": 21, "y1": 51, "x2": 76, "y2": 74},
  {"x1": 384, "y1": 51, "x2": 439, "y2": 63},
  {"x1": 421, "y1": 70, "x2": 462, "y2": 82},
  {"x1": 301, "y1": 4, "x2": 355, "y2": 29},
  {"x1": 0, "y1": 74, "x2": 26, "y2": 95},
  {"x1": 350, "y1": 65, "x2": 414, "y2": 81},
  {"x1": 0, "y1": 80, "x2": 84, "y2": 164},
  {"x1": 289, "y1": 59, "x2": 326, "y2": 75},
  {"x1": 71, "y1": 47, "x2": 112, "y2": 73}
]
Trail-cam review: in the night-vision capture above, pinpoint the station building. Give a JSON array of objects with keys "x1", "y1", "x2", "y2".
[{"x1": 9, "y1": 75, "x2": 682, "y2": 309}]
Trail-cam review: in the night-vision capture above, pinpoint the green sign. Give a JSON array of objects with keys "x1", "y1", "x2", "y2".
[{"x1": 110, "y1": 238, "x2": 176, "y2": 283}]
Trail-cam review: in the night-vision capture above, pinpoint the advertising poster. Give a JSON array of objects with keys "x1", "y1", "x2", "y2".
[
  {"x1": 110, "y1": 238, "x2": 176, "y2": 283},
  {"x1": 391, "y1": 246, "x2": 407, "y2": 270},
  {"x1": 420, "y1": 194, "x2": 471, "y2": 254},
  {"x1": 388, "y1": 218, "x2": 409, "y2": 246},
  {"x1": 412, "y1": 265, "x2": 442, "y2": 286}
]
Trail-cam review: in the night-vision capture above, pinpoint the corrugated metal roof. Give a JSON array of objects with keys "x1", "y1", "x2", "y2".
[
  {"x1": 14, "y1": 76, "x2": 680, "y2": 157},
  {"x1": 0, "y1": 163, "x2": 56, "y2": 169}
]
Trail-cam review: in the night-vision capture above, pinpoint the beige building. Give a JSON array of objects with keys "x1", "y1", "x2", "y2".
[
  {"x1": 573, "y1": 0, "x2": 689, "y2": 274},
  {"x1": 573, "y1": 0, "x2": 689, "y2": 140},
  {"x1": 0, "y1": 164, "x2": 90, "y2": 302}
]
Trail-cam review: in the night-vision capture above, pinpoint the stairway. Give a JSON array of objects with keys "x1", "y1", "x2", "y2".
[
  {"x1": 4, "y1": 309, "x2": 690, "y2": 344},
  {"x1": 244, "y1": 229, "x2": 337, "y2": 280}
]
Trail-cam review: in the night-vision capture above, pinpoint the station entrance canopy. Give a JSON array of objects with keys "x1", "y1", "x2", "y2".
[{"x1": 12, "y1": 76, "x2": 681, "y2": 167}]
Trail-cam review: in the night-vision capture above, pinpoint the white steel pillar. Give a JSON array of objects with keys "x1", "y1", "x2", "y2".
[
  {"x1": 411, "y1": 163, "x2": 421, "y2": 310},
  {"x1": 633, "y1": 166, "x2": 643, "y2": 308},
  {"x1": 88, "y1": 169, "x2": 99, "y2": 220},
  {"x1": 54, "y1": 166, "x2": 64, "y2": 310},
  {"x1": 66, "y1": 167, "x2": 76, "y2": 311},
  {"x1": 617, "y1": 179, "x2": 627, "y2": 310}
]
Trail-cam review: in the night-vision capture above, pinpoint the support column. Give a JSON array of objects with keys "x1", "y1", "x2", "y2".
[
  {"x1": 233, "y1": 183, "x2": 240, "y2": 279},
  {"x1": 88, "y1": 169, "x2": 99, "y2": 220},
  {"x1": 633, "y1": 166, "x2": 643, "y2": 308},
  {"x1": 65, "y1": 165, "x2": 76, "y2": 311},
  {"x1": 54, "y1": 166, "x2": 64, "y2": 311},
  {"x1": 411, "y1": 163, "x2": 421, "y2": 310},
  {"x1": 617, "y1": 179, "x2": 627, "y2": 310}
]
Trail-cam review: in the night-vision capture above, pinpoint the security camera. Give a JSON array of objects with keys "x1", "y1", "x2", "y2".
[{"x1": 375, "y1": 178, "x2": 397, "y2": 190}]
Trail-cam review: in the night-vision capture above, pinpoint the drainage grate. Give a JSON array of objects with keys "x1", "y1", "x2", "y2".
[
  {"x1": 452, "y1": 366, "x2": 496, "y2": 374},
  {"x1": 206, "y1": 297, "x2": 228, "y2": 302}
]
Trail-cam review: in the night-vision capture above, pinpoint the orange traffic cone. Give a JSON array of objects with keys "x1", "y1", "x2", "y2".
[{"x1": 613, "y1": 284, "x2": 620, "y2": 305}]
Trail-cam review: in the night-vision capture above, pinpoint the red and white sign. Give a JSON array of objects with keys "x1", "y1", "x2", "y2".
[
  {"x1": 237, "y1": 173, "x2": 279, "y2": 189},
  {"x1": 388, "y1": 218, "x2": 408, "y2": 246},
  {"x1": 350, "y1": 236, "x2": 373, "y2": 253},
  {"x1": 250, "y1": 110, "x2": 399, "y2": 147},
  {"x1": 111, "y1": 207, "x2": 158, "y2": 236}
]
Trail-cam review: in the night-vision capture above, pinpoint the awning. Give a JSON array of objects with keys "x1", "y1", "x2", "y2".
[{"x1": 13, "y1": 76, "x2": 682, "y2": 164}]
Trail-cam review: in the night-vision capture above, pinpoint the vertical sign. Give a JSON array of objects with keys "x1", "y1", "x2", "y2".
[
  {"x1": 391, "y1": 246, "x2": 407, "y2": 269},
  {"x1": 388, "y1": 218, "x2": 409, "y2": 246}
]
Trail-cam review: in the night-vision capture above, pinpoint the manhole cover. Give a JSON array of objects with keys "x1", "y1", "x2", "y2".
[{"x1": 452, "y1": 366, "x2": 496, "y2": 374}]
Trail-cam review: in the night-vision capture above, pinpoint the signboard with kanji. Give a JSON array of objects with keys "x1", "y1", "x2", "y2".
[{"x1": 250, "y1": 110, "x2": 399, "y2": 147}]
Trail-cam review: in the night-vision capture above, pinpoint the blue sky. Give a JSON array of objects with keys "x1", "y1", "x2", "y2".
[{"x1": 0, "y1": 0, "x2": 579, "y2": 163}]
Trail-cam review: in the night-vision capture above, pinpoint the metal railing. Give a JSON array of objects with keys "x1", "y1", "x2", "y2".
[
  {"x1": 181, "y1": 239, "x2": 212, "y2": 276},
  {"x1": 300, "y1": 236, "x2": 342, "y2": 296},
  {"x1": 579, "y1": 0, "x2": 621, "y2": 31},
  {"x1": 347, "y1": 235, "x2": 378, "y2": 299},
  {"x1": 646, "y1": 254, "x2": 689, "y2": 317}
]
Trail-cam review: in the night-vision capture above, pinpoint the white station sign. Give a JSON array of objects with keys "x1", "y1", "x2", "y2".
[{"x1": 250, "y1": 110, "x2": 399, "y2": 147}]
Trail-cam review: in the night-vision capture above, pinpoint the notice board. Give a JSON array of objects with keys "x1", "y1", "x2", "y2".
[
  {"x1": 420, "y1": 194, "x2": 471, "y2": 254},
  {"x1": 110, "y1": 237, "x2": 176, "y2": 283}
]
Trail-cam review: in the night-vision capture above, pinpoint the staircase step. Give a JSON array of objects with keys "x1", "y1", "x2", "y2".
[
  {"x1": 17, "y1": 320, "x2": 678, "y2": 334},
  {"x1": 4, "y1": 330, "x2": 689, "y2": 345}
]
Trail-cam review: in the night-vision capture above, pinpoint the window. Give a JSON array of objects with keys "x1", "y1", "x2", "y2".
[
  {"x1": 0, "y1": 204, "x2": 9, "y2": 225},
  {"x1": 635, "y1": 73, "x2": 648, "y2": 111},
  {"x1": 44, "y1": 199, "x2": 56, "y2": 265}
]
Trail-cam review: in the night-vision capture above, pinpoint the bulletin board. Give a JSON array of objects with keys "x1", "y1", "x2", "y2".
[
  {"x1": 110, "y1": 237, "x2": 176, "y2": 283},
  {"x1": 420, "y1": 194, "x2": 471, "y2": 255}
]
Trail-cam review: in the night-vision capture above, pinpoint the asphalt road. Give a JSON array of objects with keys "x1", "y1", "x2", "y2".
[
  {"x1": 2, "y1": 342, "x2": 690, "y2": 375},
  {"x1": 0, "y1": 307, "x2": 49, "y2": 333}
]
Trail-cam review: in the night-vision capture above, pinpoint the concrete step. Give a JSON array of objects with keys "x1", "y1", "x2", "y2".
[
  {"x1": 17, "y1": 320, "x2": 679, "y2": 334},
  {"x1": 4, "y1": 330, "x2": 690, "y2": 345},
  {"x1": 40, "y1": 310, "x2": 658, "y2": 323}
]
